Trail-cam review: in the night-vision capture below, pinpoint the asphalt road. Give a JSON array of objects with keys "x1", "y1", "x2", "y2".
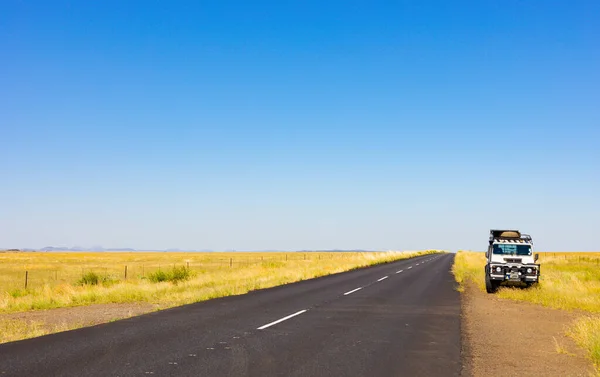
[{"x1": 0, "y1": 253, "x2": 460, "y2": 377}]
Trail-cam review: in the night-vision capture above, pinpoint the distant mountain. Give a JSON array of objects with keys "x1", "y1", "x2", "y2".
[
  {"x1": 302, "y1": 249, "x2": 374, "y2": 252},
  {"x1": 40, "y1": 246, "x2": 135, "y2": 252},
  {"x1": 1, "y1": 248, "x2": 37, "y2": 252},
  {"x1": 34, "y1": 246, "x2": 211, "y2": 252},
  {"x1": 11, "y1": 246, "x2": 364, "y2": 253}
]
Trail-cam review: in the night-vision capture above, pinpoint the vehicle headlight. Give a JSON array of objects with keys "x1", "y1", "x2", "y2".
[
  {"x1": 495, "y1": 266, "x2": 502, "y2": 273},
  {"x1": 527, "y1": 268, "x2": 533, "y2": 274}
]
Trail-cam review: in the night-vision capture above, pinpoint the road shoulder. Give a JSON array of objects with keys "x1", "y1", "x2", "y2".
[{"x1": 461, "y1": 283, "x2": 594, "y2": 377}]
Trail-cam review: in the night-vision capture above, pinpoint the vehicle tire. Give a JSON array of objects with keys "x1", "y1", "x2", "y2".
[{"x1": 485, "y1": 275, "x2": 495, "y2": 294}]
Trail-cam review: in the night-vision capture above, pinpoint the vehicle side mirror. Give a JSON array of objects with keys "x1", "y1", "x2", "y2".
[{"x1": 534, "y1": 253, "x2": 539, "y2": 262}]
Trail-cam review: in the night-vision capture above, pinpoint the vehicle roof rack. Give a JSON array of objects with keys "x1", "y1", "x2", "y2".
[{"x1": 489, "y1": 229, "x2": 533, "y2": 245}]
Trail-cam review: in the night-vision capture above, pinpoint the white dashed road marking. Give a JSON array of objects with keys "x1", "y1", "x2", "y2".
[
  {"x1": 408, "y1": 266, "x2": 413, "y2": 269},
  {"x1": 344, "y1": 287, "x2": 363, "y2": 296},
  {"x1": 377, "y1": 276, "x2": 388, "y2": 282},
  {"x1": 396, "y1": 270, "x2": 403, "y2": 274},
  {"x1": 257, "y1": 310, "x2": 308, "y2": 330}
]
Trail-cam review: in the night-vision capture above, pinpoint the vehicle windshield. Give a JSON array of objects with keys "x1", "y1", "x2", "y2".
[{"x1": 493, "y1": 244, "x2": 532, "y2": 256}]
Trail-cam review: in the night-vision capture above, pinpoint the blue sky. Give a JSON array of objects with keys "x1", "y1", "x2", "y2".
[{"x1": 1, "y1": 1, "x2": 599, "y2": 251}]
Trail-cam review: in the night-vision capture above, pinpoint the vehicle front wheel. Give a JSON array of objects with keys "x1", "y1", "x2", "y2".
[{"x1": 485, "y1": 275, "x2": 498, "y2": 294}]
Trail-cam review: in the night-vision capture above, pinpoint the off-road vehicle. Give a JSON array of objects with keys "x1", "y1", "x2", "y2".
[{"x1": 485, "y1": 229, "x2": 539, "y2": 293}]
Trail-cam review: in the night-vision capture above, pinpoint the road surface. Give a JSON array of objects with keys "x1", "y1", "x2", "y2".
[{"x1": 0, "y1": 253, "x2": 460, "y2": 377}]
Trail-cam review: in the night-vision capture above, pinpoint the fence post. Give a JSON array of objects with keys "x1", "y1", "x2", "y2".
[
  {"x1": 304, "y1": 254, "x2": 306, "y2": 260},
  {"x1": 25, "y1": 271, "x2": 28, "y2": 289},
  {"x1": 187, "y1": 262, "x2": 189, "y2": 269},
  {"x1": 230, "y1": 258, "x2": 233, "y2": 267},
  {"x1": 286, "y1": 254, "x2": 288, "y2": 261},
  {"x1": 124, "y1": 265, "x2": 128, "y2": 280}
]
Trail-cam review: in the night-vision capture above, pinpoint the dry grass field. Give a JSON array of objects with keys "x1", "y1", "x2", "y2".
[
  {"x1": 0, "y1": 250, "x2": 441, "y2": 313},
  {"x1": 0, "y1": 250, "x2": 440, "y2": 343},
  {"x1": 453, "y1": 251, "x2": 600, "y2": 372}
]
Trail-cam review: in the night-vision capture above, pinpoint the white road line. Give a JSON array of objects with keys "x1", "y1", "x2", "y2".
[
  {"x1": 377, "y1": 276, "x2": 388, "y2": 282},
  {"x1": 343, "y1": 287, "x2": 363, "y2": 296},
  {"x1": 396, "y1": 270, "x2": 403, "y2": 274},
  {"x1": 408, "y1": 266, "x2": 413, "y2": 269},
  {"x1": 257, "y1": 310, "x2": 308, "y2": 330}
]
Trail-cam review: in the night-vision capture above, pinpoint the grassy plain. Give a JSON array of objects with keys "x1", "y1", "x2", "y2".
[
  {"x1": 0, "y1": 250, "x2": 441, "y2": 342},
  {"x1": 0, "y1": 250, "x2": 440, "y2": 314},
  {"x1": 453, "y1": 251, "x2": 600, "y2": 371}
]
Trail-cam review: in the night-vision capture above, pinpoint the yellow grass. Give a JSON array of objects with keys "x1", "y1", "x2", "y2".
[
  {"x1": 0, "y1": 250, "x2": 440, "y2": 314},
  {"x1": 0, "y1": 319, "x2": 80, "y2": 344},
  {"x1": 453, "y1": 251, "x2": 600, "y2": 311},
  {"x1": 451, "y1": 251, "x2": 486, "y2": 292},
  {"x1": 453, "y1": 251, "x2": 600, "y2": 371},
  {"x1": 569, "y1": 317, "x2": 600, "y2": 372}
]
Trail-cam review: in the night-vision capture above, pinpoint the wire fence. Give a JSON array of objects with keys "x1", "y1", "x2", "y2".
[
  {"x1": 1, "y1": 252, "x2": 361, "y2": 292},
  {"x1": 537, "y1": 253, "x2": 600, "y2": 263}
]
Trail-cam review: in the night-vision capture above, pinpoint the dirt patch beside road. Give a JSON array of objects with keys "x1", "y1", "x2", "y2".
[
  {"x1": 1, "y1": 303, "x2": 158, "y2": 343},
  {"x1": 4, "y1": 302, "x2": 157, "y2": 327},
  {"x1": 461, "y1": 283, "x2": 595, "y2": 377}
]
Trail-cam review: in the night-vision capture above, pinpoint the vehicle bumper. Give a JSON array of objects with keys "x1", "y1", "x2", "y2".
[
  {"x1": 489, "y1": 274, "x2": 538, "y2": 282},
  {"x1": 487, "y1": 263, "x2": 540, "y2": 282}
]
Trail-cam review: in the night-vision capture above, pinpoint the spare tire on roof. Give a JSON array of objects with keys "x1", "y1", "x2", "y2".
[{"x1": 500, "y1": 231, "x2": 520, "y2": 238}]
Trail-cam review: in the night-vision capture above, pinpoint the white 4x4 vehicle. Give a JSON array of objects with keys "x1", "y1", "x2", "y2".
[{"x1": 485, "y1": 229, "x2": 540, "y2": 293}]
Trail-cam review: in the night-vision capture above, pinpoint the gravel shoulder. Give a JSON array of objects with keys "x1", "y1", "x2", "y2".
[
  {"x1": 2, "y1": 303, "x2": 157, "y2": 333},
  {"x1": 461, "y1": 283, "x2": 595, "y2": 377}
]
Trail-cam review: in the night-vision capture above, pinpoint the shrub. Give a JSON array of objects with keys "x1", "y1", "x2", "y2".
[
  {"x1": 170, "y1": 266, "x2": 192, "y2": 283},
  {"x1": 78, "y1": 272, "x2": 100, "y2": 286},
  {"x1": 148, "y1": 266, "x2": 192, "y2": 284},
  {"x1": 76, "y1": 272, "x2": 120, "y2": 286},
  {"x1": 9, "y1": 289, "x2": 27, "y2": 298},
  {"x1": 148, "y1": 270, "x2": 168, "y2": 283}
]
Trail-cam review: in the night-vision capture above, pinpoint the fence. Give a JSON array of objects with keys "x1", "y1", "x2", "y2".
[
  {"x1": 537, "y1": 253, "x2": 600, "y2": 263},
  {"x1": 1, "y1": 252, "x2": 360, "y2": 292}
]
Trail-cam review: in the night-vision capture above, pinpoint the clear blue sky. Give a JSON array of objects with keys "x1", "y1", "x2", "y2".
[{"x1": 1, "y1": 1, "x2": 599, "y2": 251}]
